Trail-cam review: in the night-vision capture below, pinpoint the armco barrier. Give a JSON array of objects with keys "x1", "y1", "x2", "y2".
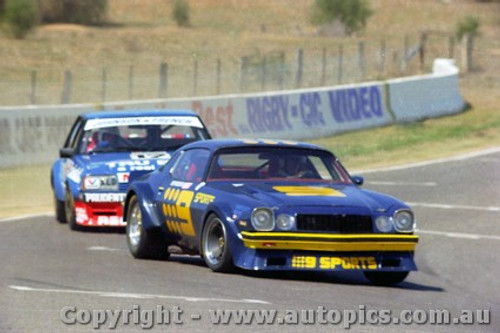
[
  {"x1": 387, "y1": 59, "x2": 465, "y2": 122},
  {"x1": 0, "y1": 59, "x2": 465, "y2": 168}
]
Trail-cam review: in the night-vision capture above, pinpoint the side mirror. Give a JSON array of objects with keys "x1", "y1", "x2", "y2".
[
  {"x1": 351, "y1": 175, "x2": 364, "y2": 186},
  {"x1": 59, "y1": 147, "x2": 75, "y2": 158}
]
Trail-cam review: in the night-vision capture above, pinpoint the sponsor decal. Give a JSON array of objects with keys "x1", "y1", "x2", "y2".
[
  {"x1": 193, "y1": 193, "x2": 215, "y2": 205},
  {"x1": 105, "y1": 160, "x2": 156, "y2": 172},
  {"x1": 96, "y1": 216, "x2": 124, "y2": 226},
  {"x1": 291, "y1": 256, "x2": 377, "y2": 270},
  {"x1": 170, "y1": 181, "x2": 193, "y2": 189},
  {"x1": 130, "y1": 151, "x2": 170, "y2": 160},
  {"x1": 84, "y1": 193, "x2": 126, "y2": 203},
  {"x1": 84, "y1": 116, "x2": 204, "y2": 130},
  {"x1": 272, "y1": 186, "x2": 345, "y2": 197},
  {"x1": 117, "y1": 172, "x2": 130, "y2": 183}
]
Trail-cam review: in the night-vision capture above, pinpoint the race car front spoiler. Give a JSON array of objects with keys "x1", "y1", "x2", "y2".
[{"x1": 240, "y1": 231, "x2": 418, "y2": 252}]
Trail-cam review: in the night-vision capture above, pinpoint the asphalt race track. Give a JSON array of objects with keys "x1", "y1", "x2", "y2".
[{"x1": 1, "y1": 149, "x2": 499, "y2": 332}]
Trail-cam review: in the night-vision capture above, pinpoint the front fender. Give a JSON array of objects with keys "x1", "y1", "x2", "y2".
[
  {"x1": 200, "y1": 202, "x2": 248, "y2": 263},
  {"x1": 51, "y1": 160, "x2": 66, "y2": 201}
]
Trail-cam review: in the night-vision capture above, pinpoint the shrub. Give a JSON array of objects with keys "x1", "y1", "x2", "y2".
[
  {"x1": 456, "y1": 16, "x2": 480, "y2": 41},
  {"x1": 311, "y1": 0, "x2": 373, "y2": 36},
  {"x1": 36, "y1": 0, "x2": 108, "y2": 25},
  {"x1": 172, "y1": 0, "x2": 190, "y2": 27},
  {"x1": 3, "y1": 0, "x2": 39, "y2": 39}
]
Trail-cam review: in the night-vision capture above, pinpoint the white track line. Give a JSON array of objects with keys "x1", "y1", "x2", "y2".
[
  {"x1": 417, "y1": 229, "x2": 500, "y2": 241},
  {"x1": 408, "y1": 202, "x2": 500, "y2": 212},
  {"x1": 8, "y1": 285, "x2": 270, "y2": 304},
  {"x1": 352, "y1": 146, "x2": 500, "y2": 174},
  {"x1": 367, "y1": 181, "x2": 437, "y2": 187},
  {"x1": 0, "y1": 212, "x2": 53, "y2": 223}
]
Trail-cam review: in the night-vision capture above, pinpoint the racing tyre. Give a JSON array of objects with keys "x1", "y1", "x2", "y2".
[
  {"x1": 201, "y1": 214, "x2": 234, "y2": 273},
  {"x1": 65, "y1": 188, "x2": 81, "y2": 231},
  {"x1": 363, "y1": 271, "x2": 409, "y2": 285},
  {"x1": 126, "y1": 196, "x2": 169, "y2": 260},
  {"x1": 54, "y1": 195, "x2": 66, "y2": 223}
]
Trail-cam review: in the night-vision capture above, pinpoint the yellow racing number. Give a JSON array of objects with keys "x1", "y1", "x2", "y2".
[{"x1": 163, "y1": 188, "x2": 196, "y2": 237}]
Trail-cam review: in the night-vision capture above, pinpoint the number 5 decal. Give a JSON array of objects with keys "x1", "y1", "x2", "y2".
[
  {"x1": 163, "y1": 188, "x2": 196, "y2": 236},
  {"x1": 176, "y1": 190, "x2": 195, "y2": 236}
]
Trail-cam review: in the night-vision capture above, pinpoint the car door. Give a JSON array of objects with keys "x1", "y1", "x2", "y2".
[{"x1": 155, "y1": 148, "x2": 211, "y2": 249}]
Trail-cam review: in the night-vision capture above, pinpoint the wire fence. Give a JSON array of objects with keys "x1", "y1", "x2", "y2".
[{"x1": 0, "y1": 32, "x2": 475, "y2": 106}]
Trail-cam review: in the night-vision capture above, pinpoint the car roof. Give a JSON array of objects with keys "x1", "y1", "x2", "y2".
[
  {"x1": 181, "y1": 138, "x2": 331, "y2": 154},
  {"x1": 81, "y1": 109, "x2": 198, "y2": 119}
]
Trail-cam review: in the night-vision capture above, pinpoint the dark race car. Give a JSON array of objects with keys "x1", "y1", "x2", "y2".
[
  {"x1": 51, "y1": 109, "x2": 211, "y2": 230},
  {"x1": 123, "y1": 139, "x2": 418, "y2": 285}
]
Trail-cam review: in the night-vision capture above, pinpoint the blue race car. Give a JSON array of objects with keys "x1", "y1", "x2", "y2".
[
  {"x1": 51, "y1": 109, "x2": 211, "y2": 230},
  {"x1": 123, "y1": 139, "x2": 418, "y2": 285}
]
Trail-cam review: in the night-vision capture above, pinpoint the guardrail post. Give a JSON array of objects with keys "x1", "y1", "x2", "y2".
[{"x1": 193, "y1": 59, "x2": 198, "y2": 96}]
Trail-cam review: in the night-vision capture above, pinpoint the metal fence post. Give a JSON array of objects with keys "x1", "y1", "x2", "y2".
[
  {"x1": 29, "y1": 70, "x2": 37, "y2": 105},
  {"x1": 321, "y1": 47, "x2": 326, "y2": 86},
  {"x1": 279, "y1": 52, "x2": 285, "y2": 90},
  {"x1": 159, "y1": 62, "x2": 168, "y2": 98},
  {"x1": 128, "y1": 65, "x2": 134, "y2": 99},
  {"x1": 239, "y1": 56, "x2": 247, "y2": 93},
  {"x1": 379, "y1": 39, "x2": 386, "y2": 76},
  {"x1": 61, "y1": 69, "x2": 72, "y2": 104},
  {"x1": 358, "y1": 41, "x2": 366, "y2": 81},
  {"x1": 295, "y1": 49, "x2": 303, "y2": 89},
  {"x1": 337, "y1": 44, "x2": 343, "y2": 84},
  {"x1": 216, "y1": 58, "x2": 221, "y2": 95},
  {"x1": 101, "y1": 67, "x2": 107, "y2": 102},
  {"x1": 193, "y1": 59, "x2": 198, "y2": 96}
]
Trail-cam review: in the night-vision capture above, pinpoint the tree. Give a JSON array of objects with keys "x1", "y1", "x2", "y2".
[
  {"x1": 311, "y1": 0, "x2": 373, "y2": 36},
  {"x1": 172, "y1": 0, "x2": 190, "y2": 27},
  {"x1": 456, "y1": 16, "x2": 480, "y2": 41},
  {"x1": 3, "y1": 0, "x2": 39, "y2": 39}
]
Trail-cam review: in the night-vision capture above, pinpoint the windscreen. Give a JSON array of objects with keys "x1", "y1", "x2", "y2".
[
  {"x1": 207, "y1": 147, "x2": 352, "y2": 183},
  {"x1": 78, "y1": 116, "x2": 210, "y2": 154}
]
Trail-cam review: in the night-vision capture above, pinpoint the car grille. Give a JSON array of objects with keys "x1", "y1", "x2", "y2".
[{"x1": 296, "y1": 214, "x2": 373, "y2": 233}]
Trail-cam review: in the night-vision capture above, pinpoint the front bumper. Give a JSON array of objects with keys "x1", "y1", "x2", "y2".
[
  {"x1": 234, "y1": 232, "x2": 418, "y2": 271},
  {"x1": 74, "y1": 201, "x2": 125, "y2": 227},
  {"x1": 240, "y1": 231, "x2": 418, "y2": 252}
]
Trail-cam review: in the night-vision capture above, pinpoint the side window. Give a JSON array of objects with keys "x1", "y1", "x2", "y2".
[{"x1": 171, "y1": 149, "x2": 210, "y2": 182}]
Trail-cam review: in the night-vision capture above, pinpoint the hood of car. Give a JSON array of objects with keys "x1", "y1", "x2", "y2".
[
  {"x1": 209, "y1": 181, "x2": 402, "y2": 213},
  {"x1": 69, "y1": 152, "x2": 172, "y2": 187}
]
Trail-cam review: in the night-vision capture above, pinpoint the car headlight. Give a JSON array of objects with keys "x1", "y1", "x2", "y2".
[
  {"x1": 393, "y1": 209, "x2": 415, "y2": 232},
  {"x1": 251, "y1": 208, "x2": 275, "y2": 231},
  {"x1": 375, "y1": 216, "x2": 393, "y2": 233},
  {"x1": 276, "y1": 214, "x2": 295, "y2": 231},
  {"x1": 82, "y1": 175, "x2": 118, "y2": 191}
]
